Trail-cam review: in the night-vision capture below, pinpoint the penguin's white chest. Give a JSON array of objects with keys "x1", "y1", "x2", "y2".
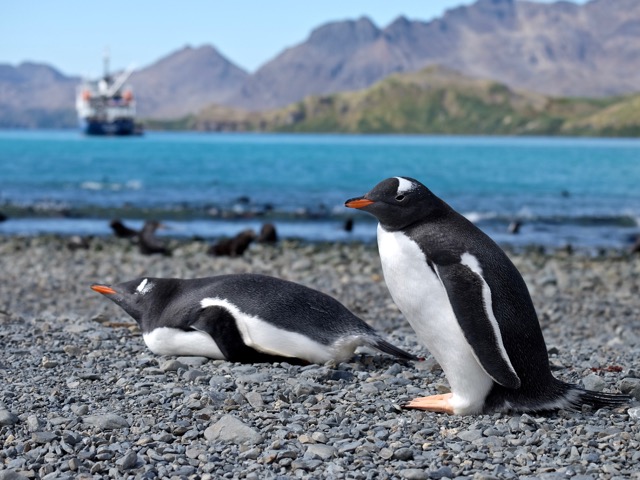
[
  {"x1": 143, "y1": 327, "x2": 225, "y2": 359},
  {"x1": 376, "y1": 225, "x2": 492, "y2": 413}
]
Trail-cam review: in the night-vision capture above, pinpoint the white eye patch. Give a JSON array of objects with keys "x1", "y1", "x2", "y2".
[
  {"x1": 136, "y1": 278, "x2": 153, "y2": 295},
  {"x1": 395, "y1": 177, "x2": 414, "y2": 195}
]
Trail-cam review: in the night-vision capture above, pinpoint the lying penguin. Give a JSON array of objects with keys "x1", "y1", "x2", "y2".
[
  {"x1": 91, "y1": 273, "x2": 418, "y2": 364},
  {"x1": 346, "y1": 176, "x2": 629, "y2": 415}
]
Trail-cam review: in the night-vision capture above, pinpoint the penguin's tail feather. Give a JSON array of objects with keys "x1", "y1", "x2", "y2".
[
  {"x1": 570, "y1": 387, "x2": 630, "y2": 411},
  {"x1": 487, "y1": 379, "x2": 629, "y2": 414},
  {"x1": 546, "y1": 380, "x2": 631, "y2": 412},
  {"x1": 369, "y1": 337, "x2": 421, "y2": 362}
]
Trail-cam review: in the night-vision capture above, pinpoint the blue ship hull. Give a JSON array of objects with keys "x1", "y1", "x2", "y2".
[{"x1": 80, "y1": 118, "x2": 142, "y2": 136}]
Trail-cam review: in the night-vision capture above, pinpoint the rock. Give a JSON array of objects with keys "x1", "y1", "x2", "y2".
[
  {"x1": 26, "y1": 415, "x2": 42, "y2": 432},
  {"x1": 32, "y1": 431, "x2": 57, "y2": 444},
  {"x1": 0, "y1": 471, "x2": 29, "y2": 480},
  {"x1": 62, "y1": 431, "x2": 82, "y2": 445},
  {"x1": 244, "y1": 391, "x2": 264, "y2": 409},
  {"x1": 457, "y1": 428, "x2": 483, "y2": 442},
  {"x1": 620, "y1": 378, "x2": 640, "y2": 400},
  {"x1": 239, "y1": 448, "x2": 261, "y2": 460},
  {"x1": 429, "y1": 466, "x2": 454, "y2": 479},
  {"x1": 236, "y1": 373, "x2": 270, "y2": 384},
  {"x1": 63, "y1": 345, "x2": 82, "y2": 356},
  {"x1": 41, "y1": 358, "x2": 58, "y2": 368},
  {"x1": 291, "y1": 258, "x2": 313, "y2": 271},
  {"x1": 0, "y1": 410, "x2": 19, "y2": 426},
  {"x1": 82, "y1": 414, "x2": 129, "y2": 430},
  {"x1": 182, "y1": 368, "x2": 206, "y2": 382},
  {"x1": 401, "y1": 469, "x2": 428, "y2": 480},
  {"x1": 71, "y1": 405, "x2": 89, "y2": 415},
  {"x1": 379, "y1": 448, "x2": 393, "y2": 459},
  {"x1": 337, "y1": 441, "x2": 360, "y2": 454},
  {"x1": 204, "y1": 415, "x2": 263, "y2": 445},
  {"x1": 311, "y1": 432, "x2": 328, "y2": 443},
  {"x1": 328, "y1": 370, "x2": 354, "y2": 382},
  {"x1": 176, "y1": 356, "x2": 209, "y2": 367},
  {"x1": 304, "y1": 444, "x2": 337, "y2": 460},
  {"x1": 628, "y1": 406, "x2": 640, "y2": 420},
  {"x1": 393, "y1": 448, "x2": 414, "y2": 460},
  {"x1": 582, "y1": 373, "x2": 605, "y2": 392},
  {"x1": 209, "y1": 375, "x2": 232, "y2": 387},
  {"x1": 116, "y1": 450, "x2": 139, "y2": 470},
  {"x1": 160, "y1": 359, "x2": 188, "y2": 372}
]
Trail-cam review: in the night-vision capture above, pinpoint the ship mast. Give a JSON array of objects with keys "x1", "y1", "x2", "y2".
[{"x1": 103, "y1": 47, "x2": 110, "y2": 80}]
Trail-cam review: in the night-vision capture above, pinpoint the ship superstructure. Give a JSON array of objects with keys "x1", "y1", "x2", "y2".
[{"x1": 76, "y1": 53, "x2": 141, "y2": 135}]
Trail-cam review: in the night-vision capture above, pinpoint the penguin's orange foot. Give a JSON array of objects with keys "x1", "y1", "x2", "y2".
[{"x1": 404, "y1": 393, "x2": 454, "y2": 414}]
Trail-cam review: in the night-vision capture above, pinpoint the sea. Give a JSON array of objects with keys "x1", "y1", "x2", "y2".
[{"x1": 1, "y1": 130, "x2": 639, "y2": 252}]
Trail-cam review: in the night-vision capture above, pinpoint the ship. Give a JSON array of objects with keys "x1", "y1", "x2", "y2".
[{"x1": 76, "y1": 53, "x2": 142, "y2": 136}]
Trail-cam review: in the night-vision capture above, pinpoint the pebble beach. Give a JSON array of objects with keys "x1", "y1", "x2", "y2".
[{"x1": 1, "y1": 235, "x2": 639, "y2": 480}]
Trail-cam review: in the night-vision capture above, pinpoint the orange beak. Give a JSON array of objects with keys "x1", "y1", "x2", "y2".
[
  {"x1": 91, "y1": 284, "x2": 116, "y2": 295},
  {"x1": 345, "y1": 198, "x2": 374, "y2": 209}
]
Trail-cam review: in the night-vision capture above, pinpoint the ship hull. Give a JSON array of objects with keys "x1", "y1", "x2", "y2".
[{"x1": 80, "y1": 118, "x2": 141, "y2": 136}]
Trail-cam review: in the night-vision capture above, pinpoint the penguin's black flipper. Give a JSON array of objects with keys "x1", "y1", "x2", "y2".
[
  {"x1": 434, "y1": 261, "x2": 521, "y2": 390},
  {"x1": 189, "y1": 306, "x2": 306, "y2": 364}
]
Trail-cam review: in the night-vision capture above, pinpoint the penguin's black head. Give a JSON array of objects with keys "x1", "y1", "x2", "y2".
[
  {"x1": 91, "y1": 277, "x2": 162, "y2": 323},
  {"x1": 345, "y1": 177, "x2": 444, "y2": 230}
]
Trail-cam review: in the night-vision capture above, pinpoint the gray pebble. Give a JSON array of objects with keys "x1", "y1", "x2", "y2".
[
  {"x1": 401, "y1": 469, "x2": 428, "y2": 480},
  {"x1": 457, "y1": 428, "x2": 484, "y2": 442},
  {"x1": 160, "y1": 359, "x2": 188, "y2": 372},
  {"x1": 176, "y1": 356, "x2": 209, "y2": 367},
  {"x1": 116, "y1": 450, "x2": 139, "y2": 470},
  {"x1": 304, "y1": 444, "x2": 336, "y2": 460},
  {"x1": 63, "y1": 345, "x2": 82, "y2": 356},
  {"x1": 204, "y1": 414, "x2": 263, "y2": 445},
  {"x1": 393, "y1": 447, "x2": 414, "y2": 460},
  {"x1": 82, "y1": 413, "x2": 129, "y2": 430},
  {"x1": 236, "y1": 372, "x2": 270, "y2": 384},
  {"x1": 239, "y1": 447, "x2": 261, "y2": 460},
  {"x1": 429, "y1": 466, "x2": 454, "y2": 479},
  {"x1": 244, "y1": 391, "x2": 264, "y2": 409},
  {"x1": 311, "y1": 431, "x2": 328, "y2": 443},
  {"x1": 209, "y1": 375, "x2": 232, "y2": 387},
  {"x1": 582, "y1": 373, "x2": 605, "y2": 391},
  {"x1": 71, "y1": 404, "x2": 89, "y2": 415},
  {"x1": 26, "y1": 414, "x2": 42, "y2": 432},
  {"x1": 182, "y1": 368, "x2": 206, "y2": 381},
  {"x1": 0, "y1": 472, "x2": 29, "y2": 480},
  {"x1": 620, "y1": 377, "x2": 640, "y2": 400},
  {"x1": 31, "y1": 431, "x2": 57, "y2": 444},
  {"x1": 0, "y1": 410, "x2": 19, "y2": 426}
]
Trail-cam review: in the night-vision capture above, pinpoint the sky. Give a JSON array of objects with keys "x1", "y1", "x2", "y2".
[{"x1": 2, "y1": 0, "x2": 589, "y2": 76}]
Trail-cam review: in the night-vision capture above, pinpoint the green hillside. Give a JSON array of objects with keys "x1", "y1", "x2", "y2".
[{"x1": 161, "y1": 66, "x2": 639, "y2": 136}]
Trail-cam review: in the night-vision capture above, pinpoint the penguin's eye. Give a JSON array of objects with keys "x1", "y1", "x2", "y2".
[{"x1": 395, "y1": 194, "x2": 405, "y2": 202}]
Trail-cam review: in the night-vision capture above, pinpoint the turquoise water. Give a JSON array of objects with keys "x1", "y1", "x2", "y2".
[{"x1": 1, "y1": 130, "x2": 639, "y2": 250}]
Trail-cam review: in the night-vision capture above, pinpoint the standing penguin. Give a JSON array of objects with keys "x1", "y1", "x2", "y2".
[
  {"x1": 91, "y1": 273, "x2": 417, "y2": 365},
  {"x1": 346, "y1": 176, "x2": 628, "y2": 415}
]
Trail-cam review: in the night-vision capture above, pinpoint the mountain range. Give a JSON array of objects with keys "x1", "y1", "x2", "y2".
[
  {"x1": 167, "y1": 66, "x2": 638, "y2": 137},
  {"x1": 1, "y1": 0, "x2": 639, "y2": 128}
]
